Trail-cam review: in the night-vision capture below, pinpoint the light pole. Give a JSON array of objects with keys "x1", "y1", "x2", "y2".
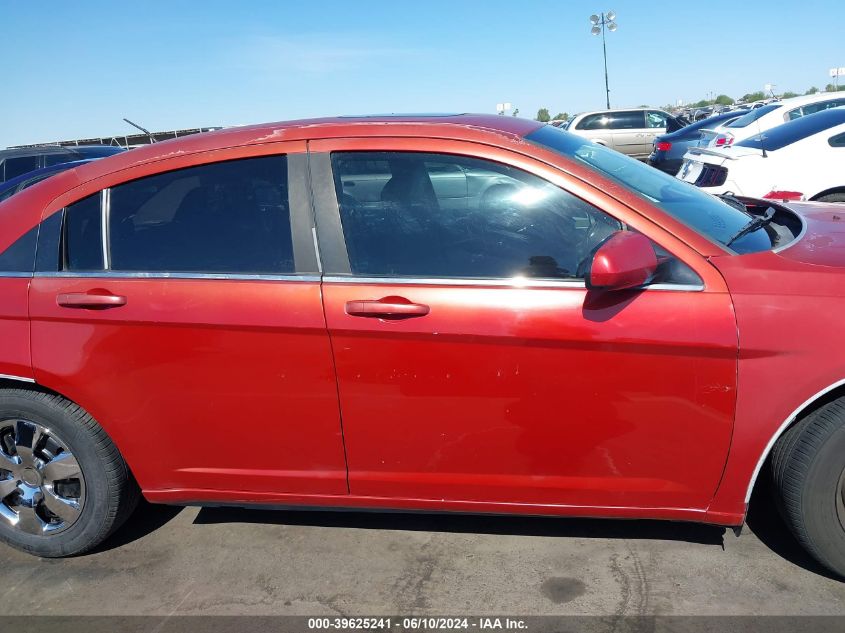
[{"x1": 590, "y1": 11, "x2": 617, "y2": 109}]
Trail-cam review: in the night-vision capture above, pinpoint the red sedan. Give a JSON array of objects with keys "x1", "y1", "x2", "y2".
[{"x1": 0, "y1": 115, "x2": 843, "y2": 576}]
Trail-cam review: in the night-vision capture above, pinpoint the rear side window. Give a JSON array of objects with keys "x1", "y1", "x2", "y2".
[
  {"x1": 63, "y1": 194, "x2": 104, "y2": 271},
  {"x1": 830, "y1": 133, "x2": 845, "y2": 148},
  {"x1": 608, "y1": 111, "x2": 646, "y2": 129},
  {"x1": 331, "y1": 151, "x2": 623, "y2": 280},
  {"x1": 63, "y1": 155, "x2": 294, "y2": 274}
]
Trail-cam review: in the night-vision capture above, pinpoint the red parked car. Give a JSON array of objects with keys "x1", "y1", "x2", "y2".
[{"x1": 1, "y1": 115, "x2": 844, "y2": 575}]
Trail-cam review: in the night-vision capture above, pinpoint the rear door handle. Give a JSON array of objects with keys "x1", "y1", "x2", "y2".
[
  {"x1": 57, "y1": 291, "x2": 127, "y2": 309},
  {"x1": 345, "y1": 298, "x2": 430, "y2": 319}
]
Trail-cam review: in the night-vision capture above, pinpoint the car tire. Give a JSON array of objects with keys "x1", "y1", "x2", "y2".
[
  {"x1": 0, "y1": 388, "x2": 139, "y2": 557},
  {"x1": 815, "y1": 193, "x2": 845, "y2": 203},
  {"x1": 771, "y1": 397, "x2": 845, "y2": 577}
]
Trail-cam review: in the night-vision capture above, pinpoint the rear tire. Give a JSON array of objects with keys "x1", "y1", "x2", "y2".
[
  {"x1": 815, "y1": 193, "x2": 845, "y2": 203},
  {"x1": 770, "y1": 397, "x2": 845, "y2": 577},
  {"x1": 0, "y1": 389, "x2": 139, "y2": 557}
]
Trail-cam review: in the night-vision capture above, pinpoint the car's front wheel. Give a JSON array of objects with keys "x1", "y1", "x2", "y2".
[
  {"x1": 771, "y1": 397, "x2": 845, "y2": 577},
  {"x1": 0, "y1": 389, "x2": 138, "y2": 557}
]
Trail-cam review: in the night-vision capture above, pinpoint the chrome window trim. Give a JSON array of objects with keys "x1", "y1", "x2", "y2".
[
  {"x1": 101, "y1": 188, "x2": 111, "y2": 269},
  {"x1": 312, "y1": 227, "x2": 323, "y2": 273},
  {"x1": 33, "y1": 272, "x2": 321, "y2": 282},
  {"x1": 322, "y1": 275, "x2": 703, "y2": 291},
  {"x1": 0, "y1": 373, "x2": 35, "y2": 383},
  {"x1": 0, "y1": 272, "x2": 34, "y2": 278}
]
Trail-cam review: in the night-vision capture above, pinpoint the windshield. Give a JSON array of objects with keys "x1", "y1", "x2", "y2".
[
  {"x1": 738, "y1": 108, "x2": 845, "y2": 151},
  {"x1": 525, "y1": 125, "x2": 771, "y2": 253},
  {"x1": 726, "y1": 104, "x2": 781, "y2": 128}
]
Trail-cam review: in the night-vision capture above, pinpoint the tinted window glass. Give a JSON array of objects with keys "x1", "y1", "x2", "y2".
[
  {"x1": 0, "y1": 226, "x2": 37, "y2": 272},
  {"x1": 727, "y1": 104, "x2": 781, "y2": 128},
  {"x1": 646, "y1": 111, "x2": 668, "y2": 128},
  {"x1": 73, "y1": 146, "x2": 125, "y2": 158},
  {"x1": 738, "y1": 108, "x2": 845, "y2": 151},
  {"x1": 830, "y1": 132, "x2": 845, "y2": 148},
  {"x1": 332, "y1": 151, "x2": 622, "y2": 279},
  {"x1": 3, "y1": 156, "x2": 39, "y2": 180},
  {"x1": 63, "y1": 193, "x2": 104, "y2": 271},
  {"x1": 527, "y1": 125, "x2": 772, "y2": 254},
  {"x1": 107, "y1": 156, "x2": 293, "y2": 273},
  {"x1": 576, "y1": 114, "x2": 609, "y2": 130},
  {"x1": 43, "y1": 153, "x2": 76, "y2": 167},
  {"x1": 608, "y1": 111, "x2": 645, "y2": 129}
]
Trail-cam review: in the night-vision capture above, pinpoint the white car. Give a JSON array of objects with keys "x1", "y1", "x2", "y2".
[
  {"x1": 697, "y1": 93, "x2": 845, "y2": 149},
  {"x1": 677, "y1": 107, "x2": 845, "y2": 203}
]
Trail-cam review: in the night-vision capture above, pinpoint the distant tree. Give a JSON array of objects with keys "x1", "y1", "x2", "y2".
[
  {"x1": 553, "y1": 112, "x2": 569, "y2": 121},
  {"x1": 638, "y1": 104, "x2": 650, "y2": 108},
  {"x1": 740, "y1": 91, "x2": 767, "y2": 103},
  {"x1": 781, "y1": 91, "x2": 799, "y2": 98},
  {"x1": 805, "y1": 86, "x2": 819, "y2": 95},
  {"x1": 536, "y1": 108, "x2": 551, "y2": 122},
  {"x1": 512, "y1": 108, "x2": 520, "y2": 117},
  {"x1": 825, "y1": 83, "x2": 845, "y2": 92},
  {"x1": 714, "y1": 94, "x2": 734, "y2": 105},
  {"x1": 692, "y1": 99, "x2": 710, "y2": 108}
]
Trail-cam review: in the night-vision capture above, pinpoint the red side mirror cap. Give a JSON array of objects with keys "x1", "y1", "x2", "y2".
[{"x1": 587, "y1": 231, "x2": 658, "y2": 291}]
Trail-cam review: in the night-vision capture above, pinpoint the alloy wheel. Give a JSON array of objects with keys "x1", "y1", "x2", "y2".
[{"x1": 0, "y1": 419, "x2": 86, "y2": 535}]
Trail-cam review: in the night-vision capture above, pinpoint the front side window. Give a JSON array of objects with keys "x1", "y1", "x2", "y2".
[
  {"x1": 576, "y1": 114, "x2": 610, "y2": 130},
  {"x1": 63, "y1": 155, "x2": 294, "y2": 274},
  {"x1": 331, "y1": 151, "x2": 622, "y2": 280},
  {"x1": 646, "y1": 111, "x2": 668, "y2": 128}
]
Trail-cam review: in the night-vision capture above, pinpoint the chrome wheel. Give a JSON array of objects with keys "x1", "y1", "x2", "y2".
[{"x1": 0, "y1": 419, "x2": 85, "y2": 535}]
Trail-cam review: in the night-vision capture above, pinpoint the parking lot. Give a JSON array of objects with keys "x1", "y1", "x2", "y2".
[{"x1": 2, "y1": 485, "x2": 845, "y2": 619}]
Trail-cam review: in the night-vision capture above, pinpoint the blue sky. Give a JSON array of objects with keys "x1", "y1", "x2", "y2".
[{"x1": 2, "y1": 0, "x2": 843, "y2": 147}]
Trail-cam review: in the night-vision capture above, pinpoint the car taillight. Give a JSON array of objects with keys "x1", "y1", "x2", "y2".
[
  {"x1": 763, "y1": 190, "x2": 805, "y2": 202},
  {"x1": 655, "y1": 141, "x2": 672, "y2": 151},
  {"x1": 714, "y1": 135, "x2": 734, "y2": 147}
]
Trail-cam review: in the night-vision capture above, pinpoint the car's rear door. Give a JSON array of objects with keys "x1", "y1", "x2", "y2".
[
  {"x1": 608, "y1": 111, "x2": 648, "y2": 157},
  {"x1": 28, "y1": 144, "x2": 349, "y2": 499},
  {"x1": 310, "y1": 137, "x2": 738, "y2": 513}
]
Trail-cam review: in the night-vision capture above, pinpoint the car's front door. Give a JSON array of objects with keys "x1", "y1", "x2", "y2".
[
  {"x1": 28, "y1": 146, "x2": 349, "y2": 498},
  {"x1": 311, "y1": 139, "x2": 738, "y2": 511},
  {"x1": 607, "y1": 110, "x2": 648, "y2": 157}
]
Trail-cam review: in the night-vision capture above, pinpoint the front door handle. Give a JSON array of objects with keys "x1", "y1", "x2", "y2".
[
  {"x1": 345, "y1": 297, "x2": 430, "y2": 319},
  {"x1": 57, "y1": 291, "x2": 127, "y2": 309}
]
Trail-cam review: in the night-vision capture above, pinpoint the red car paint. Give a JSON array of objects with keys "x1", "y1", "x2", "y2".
[{"x1": 0, "y1": 115, "x2": 840, "y2": 527}]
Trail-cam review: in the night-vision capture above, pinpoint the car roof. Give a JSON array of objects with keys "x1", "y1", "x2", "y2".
[
  {"x1": 772, "y1": 92, "x2": 845, "y2": 107},
  {"x1": 573, "y1": 107, "x2": 663, "y2": 118},
  {"x1": 45, "y1": 114, "x2": 545, "y2": 186}
]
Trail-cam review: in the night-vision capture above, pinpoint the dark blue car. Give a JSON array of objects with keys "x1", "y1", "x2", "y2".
[
  {"x1": 647, "y1": 110, "x2": 749, "y2": 175},
  {"x1": 0, "y1": 159, "x2": 93, "y2": 202},
  {"x1": 0, "y1": 145, "x2": 123, "y2": 184}
]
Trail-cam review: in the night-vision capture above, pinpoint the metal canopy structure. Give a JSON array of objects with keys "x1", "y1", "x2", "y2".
[{"x1": 10, "y1": 126, "x2": 223, "y2": 149}]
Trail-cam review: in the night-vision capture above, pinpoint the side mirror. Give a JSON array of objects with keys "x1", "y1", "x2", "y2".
[{"x1": 586, "y1": 231, "x2": 658, "y2": 291}]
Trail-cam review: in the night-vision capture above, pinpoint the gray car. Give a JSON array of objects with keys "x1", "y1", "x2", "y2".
[{"x1": 565, "y1": 108, "x2": 678, "y2": 159}]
